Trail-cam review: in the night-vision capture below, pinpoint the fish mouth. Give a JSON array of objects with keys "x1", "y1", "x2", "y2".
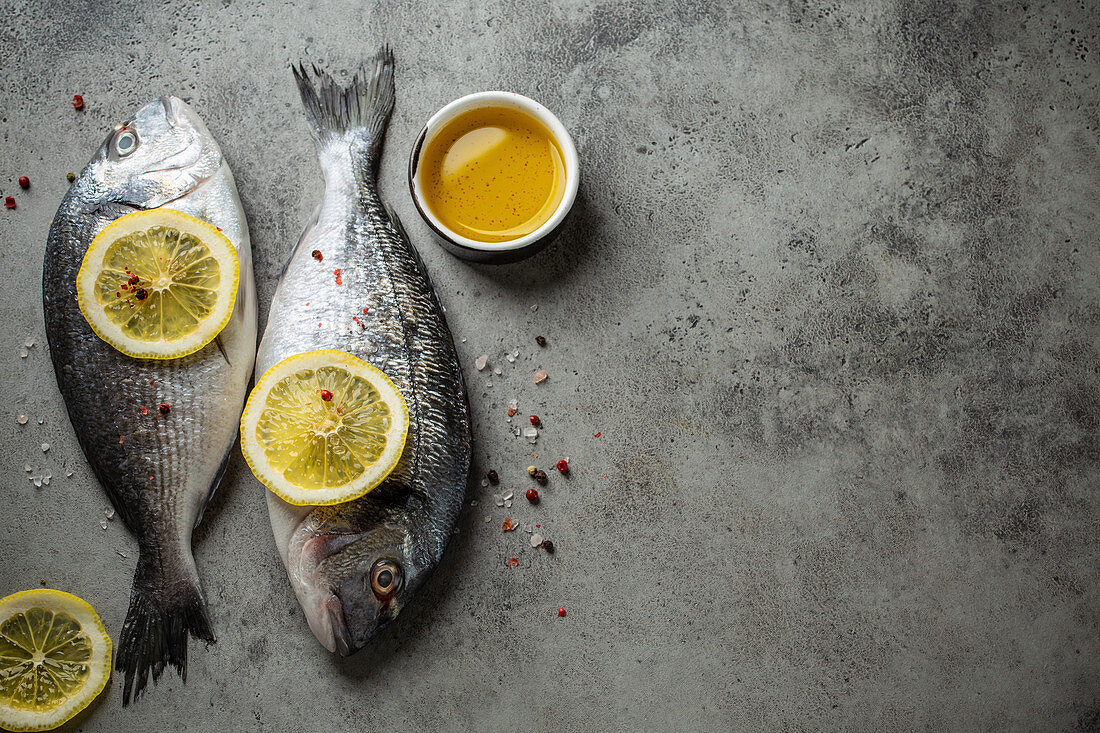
[{"x1": 324, "y1": 594, "x2": 358, "y2": 657}]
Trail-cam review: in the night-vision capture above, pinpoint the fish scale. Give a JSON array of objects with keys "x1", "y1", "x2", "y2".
[
  {"x1": 255, "y1": 48, "x2": 471, "y2": 655},
  {"x1": 43, "y1": 98, "x2": 256, "y2": 704}
]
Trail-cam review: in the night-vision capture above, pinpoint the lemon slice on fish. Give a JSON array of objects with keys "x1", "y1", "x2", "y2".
[
  {"x1": 76, "y1": 208, "x2": 239, "y2": 359},
  {"x1": 0, "y1": 589, "x2": 112, "y2": 732},
  {"x1": 240, "y1": 350, "x2": 410, "y2": 506}
]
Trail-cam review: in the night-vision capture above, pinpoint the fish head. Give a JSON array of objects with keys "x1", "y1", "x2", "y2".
[
  {"x1": 291, "y1": 514, "x2": 423, "y2": 656},
  {"x1": 86, "y1": 96, "x2": 221, "y2": 209}
]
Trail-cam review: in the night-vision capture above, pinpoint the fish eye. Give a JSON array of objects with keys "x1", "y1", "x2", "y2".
[
  {"x1": 114, "y1": 129, "x2": 138, "y2": 157},
  {"x1": 370, "y1": 559, "x2": 403, "y2": 598}
]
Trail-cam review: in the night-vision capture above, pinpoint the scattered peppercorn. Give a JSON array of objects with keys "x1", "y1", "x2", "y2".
[
  {"x1": 18, "y1": 176, "x2": 29, "y2": 189},
  {"x1": 526, "y1": 465, "x2": 537, "y2": 476},
  {"x1": 529, "y1": 415, "x2": 540, "y2": 426},
  {"x1": 487, "y1": 470, "x2": 499, "y2": 485},
  {"x1": 525, "y1": 488, "x2": 539, "y2": 504},
  {"x1": 507, "y1": 557, "x2": 519, "y2": 568},
  {"x1": 557, "y1": 608, "x2": 567, "y2": 617},
  {"x1": 127, "y1": 275, "x2": 140, "y2": 286},
  {"x1": 312, "y1": 249, "x2": 323, "y2": 261},
  {"x1": 334, "y1": 268, "x2": 342, "y2": 286},
  {"x1": 535, "y1": 335, "x2": 547, "y2": 347},
  {"x1": 556, "y1": 459, "x2": 569, "y2": 473},
  {"x1": 158, "y1": 403, "x2": 171, "y2": 415},
  {"x1": 66, "y1": 172, "x2": 76, "y2": 183},
  {"x1": 133, "y1": 288, "x2": 148, "y2": 301},
  {"x1": 72, "y1": 94, "x2": 84, "y2": 110},
  {"x1": 4, "y1": 197, "x2": 14, "y2": 210},
  {"x1": 320, "y1": 389, "x2": 333, "y2": 402},
  {"x1": 533, "y1": 469, "x2": 548, "y2": 485},
  {"x1": 501, "y1": 517, "x2": 517, "y2": 532},
  {"x1": 541, "y1": 540, "x2": 555, "y2": 553}
]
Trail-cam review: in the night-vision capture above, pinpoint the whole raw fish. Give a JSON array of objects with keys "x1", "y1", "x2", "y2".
[
  {"x1": 255, "y1": 48, "x2": 471, "y2": 654},
  {"x1": 43, "y1": 97, "x2": 257, "y2": 702}
]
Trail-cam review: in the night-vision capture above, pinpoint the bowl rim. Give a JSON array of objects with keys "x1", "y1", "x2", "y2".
[{"x1": 408, "y1": 91, "x2": 579, "y2": 253}]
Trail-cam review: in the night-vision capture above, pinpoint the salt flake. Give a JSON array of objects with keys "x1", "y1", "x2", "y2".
[
  {"x1": 530, "y1": 533, "x2": 544, "y2": 547},
  {"x1": 475, "y1": 355, "x2": 489, "y2": 371}
]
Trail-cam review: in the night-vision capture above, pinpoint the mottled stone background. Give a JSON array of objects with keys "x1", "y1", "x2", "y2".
[{"x1": 1, "y1": 0, "x2": 1097, "y2": 730}]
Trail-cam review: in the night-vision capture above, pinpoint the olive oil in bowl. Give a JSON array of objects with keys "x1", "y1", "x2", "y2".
[{"x1": 419, "y1": 106, "x2": 567, "y2": 243}]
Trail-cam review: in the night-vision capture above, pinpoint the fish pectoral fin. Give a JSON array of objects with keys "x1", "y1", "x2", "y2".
[{"x1": 214, "y1": 334, "x2": 231, "y2": 365}]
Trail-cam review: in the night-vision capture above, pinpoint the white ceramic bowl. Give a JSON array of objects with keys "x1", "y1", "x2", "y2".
[{"x1": 408, "y1": 91, "x2": 579, "y2": 263}]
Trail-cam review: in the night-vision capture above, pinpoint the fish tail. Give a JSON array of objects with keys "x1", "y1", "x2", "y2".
[
  {"x1": 116, "y1": 549, "x2": 215, "y2": 705},
  {"x1": 293, "y1": 45, "x2": 395, "y2": 160}
]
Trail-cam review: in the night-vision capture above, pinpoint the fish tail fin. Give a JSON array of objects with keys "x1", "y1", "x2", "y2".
[
  {"x1": 293, "y1": 45, "x2": 395, "y2": 160},
  {"x1": 116, "y1": 549, "x2": 215, "y2": 706}
]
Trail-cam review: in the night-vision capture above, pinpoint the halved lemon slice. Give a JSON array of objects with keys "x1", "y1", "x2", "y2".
[
  {"x1": 0, "y1": 589, "x2": 112, "y2": 732},
  {"x1": 241, "y1": 350, "x2": 410, "y2": 506},
  {"x1": 76, "y1": 208, "x2": 239, "y2": 359}
]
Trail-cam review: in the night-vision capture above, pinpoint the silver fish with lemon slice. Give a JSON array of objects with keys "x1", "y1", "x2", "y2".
[
  {"x1": 243, "y1": 47, "x2": 471, "y2": 656},
  {"x1": 43, "y1": 96, "x2": 257, "y2": 704}
]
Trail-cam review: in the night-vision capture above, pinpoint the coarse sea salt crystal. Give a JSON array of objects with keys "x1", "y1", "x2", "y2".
[
  {"x1": 480, "y1": 478, "x2": 489, "y2": 487},
  {"x1": 495, "y1": 495, "x2": 504, "y2": 507},
  {"x1": 32, "y1": 477, "x2": 42, "y2": 488},
  {"x1": 24, "y1": 464, "x2": 31, "y2": 472},
  {"x1": 533, "y1": 369, "x2": 548, "y2": 384},
  {"x1": 484, "y1": 515, "x2": 492, "y2": 522},
  {"x1": 24, "y1": 337, "x2": 34, "y2": 348},
  {"x1": 493, "y1": 367, "x2": 502, "y2": 375},
  {"x1": 105, "y1": 507, "x2": 114, "y2": 519},
  {"x1": 504, "y1": 500, "x2": 512, "y2": 509},
  {"x1": 41, "y1": 443, "x2": 50, "y2": 452},
  {"x1": 41, "y1": 473, "x2": 50, "y2": 486},
  {"x1": 19, "y1": 349, "x2": 28, "y2": 359},
  {"x1": 487, "y1": 381, "x2": 493, "y2": 387},
  {"x1": 511, "y1": 426, "x2": 521, "y2": 437},
  {"x1": 475, "y1": 355, "x2": 489, "y2": 371},
  {"x1": 470, "y1": 500, "x2": 478, "y2": 506},
  {"x1": 530, "y1": 304, "x2": 538, "y2": 312},
  {"x1": 530, "y1": 533, "x2": 544, "y2": 547},
  {"x1": 502, "y1": 492, "x2": 513, "y2": 501},
  {"x1": 506, "y1": 353, "x2": 516, "y2": 363},
  {"x1": 16, "y1": 415, "x2": 27, "y2": 425},
  {"x1": 523, "y1": 426, "x2": 538, "y2": 441},
  {"x1": 100, "y1": 519, "x2": 108, "y2": 530}
]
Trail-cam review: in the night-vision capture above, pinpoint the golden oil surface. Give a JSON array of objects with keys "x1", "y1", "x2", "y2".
[{"x1": 420, "y1": 106, "x2": 566, "y2": 242}]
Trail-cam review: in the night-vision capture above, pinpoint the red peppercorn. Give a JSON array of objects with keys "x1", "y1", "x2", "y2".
[
  {"x1": 556, "y1": 459, "x2": 569, "y2": 473},
  {"x1": 158, "y1": 403, "x2": 170, "y2": 415},
  {"x1": 312, "y1": 249, "x2": 323, "y2": 261},
  {"x1": 525, "y1": 488, "x2": 539, "y2": 504},
  {"x1": 4, "y1": 197, "x2": 14, "y2": 210},
  {"x1": 557, "y1": 608, "x2": 567, "y2": 617},
  {"x1": 319, "y1": 389, "x2": 333, "y2": 402},
  {"x1": 72, "y1": 94, "x2": 84, "y2": 110},
  {"x1": 529, "y1": 415, "x2": 540, "y2": 425},
  {"x1": 487, "y1": 470, "x2": 499, "y2": 485},
  {"x1": 18, "y1": 176, "x2": 29, "y2": 189}
]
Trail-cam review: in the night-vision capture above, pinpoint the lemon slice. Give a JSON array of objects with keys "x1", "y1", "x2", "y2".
[
  {"x1": 0, "y1": 589, "x2": 111, "y2": 732},
  {"x1": 240, "y1": 350, "x2": 410, "y2": 506},
  {"x1": 76, "y1": 208, "x2": 239, "y2": 359}
]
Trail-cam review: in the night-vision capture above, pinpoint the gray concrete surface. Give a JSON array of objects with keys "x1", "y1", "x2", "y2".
[{"x1": 1, "y1": 0, "x2": 1098, "y2": 730}]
